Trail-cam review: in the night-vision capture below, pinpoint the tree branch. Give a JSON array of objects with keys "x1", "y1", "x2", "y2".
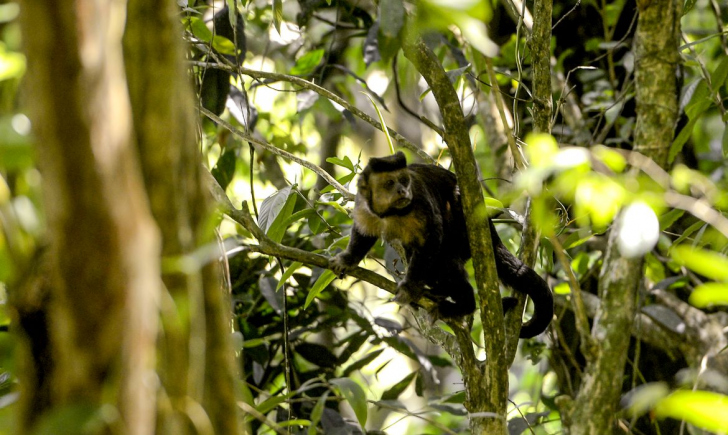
[
  {"x1": 191, "y1": 61, "x2": 435, "y2": 164},
  {"x1": 200, "y1": 107, "x2": 355, "y2": 202}
]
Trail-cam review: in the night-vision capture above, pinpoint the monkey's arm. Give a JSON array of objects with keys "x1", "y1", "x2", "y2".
[{"x1": 330, "y1": 224, "x2": 378, "y2": 277}]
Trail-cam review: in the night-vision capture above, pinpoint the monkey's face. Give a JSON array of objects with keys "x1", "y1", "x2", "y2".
[{"x1": 361, "y1": 169, "x2": 412, "y2": 216}]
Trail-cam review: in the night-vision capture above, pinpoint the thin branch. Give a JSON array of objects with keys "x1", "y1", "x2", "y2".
[
  {"x1": 200, "y1": 107, "x2": 355, "y2": 201},
  {"x1": 485, "y1": 58, "x2": 526, "y2": 170},
  {"x1": 392, "y1": 55, "x2": 445, "y2": 137},
  {"x1": 191, "y1": 61, "x2": 435, "y2": 164},
  {"x1": 550, "y1": 233, "x2": 597, "y2": 358},
  {"x1": 615, "y1": 149, "x2": 728, "y2": 238}
]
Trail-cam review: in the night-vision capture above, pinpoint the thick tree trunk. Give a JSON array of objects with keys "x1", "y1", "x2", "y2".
[
  {"x1": 566, "y1": 0, "x2": 680, "y2": 431},
  {"x1": 16, "y1": 0, "x2": 160, "y2": 433},
  {"x1": 123, "y1": 1, "x2": 242, "y2": 433}
]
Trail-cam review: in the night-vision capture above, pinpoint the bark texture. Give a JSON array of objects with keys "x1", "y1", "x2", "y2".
[
  {"x1": 124, "y1": 1, "x2": 242, "y2": 434},
  {"x1": 566, "y1": 0, "x2": 680, "y2": 431},
  {"x1": 403, "y1": 36, "x2": 508, "y2": 434},
  {"x1": 17, "y1": 0, "x2": 160, "y2": 433}
]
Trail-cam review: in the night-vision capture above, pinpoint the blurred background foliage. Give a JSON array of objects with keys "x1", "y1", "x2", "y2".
[{"x1": 2, "y1": 0, "x2": 728, "y2": 433}]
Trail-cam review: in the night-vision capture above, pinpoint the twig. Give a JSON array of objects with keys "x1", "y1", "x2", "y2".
[
  {"x1": 200, "y1": 107, "x2": 355, "y2": 201},
  {"x1": 190, "y1": 61, "x2": 435, "y2": 164}
]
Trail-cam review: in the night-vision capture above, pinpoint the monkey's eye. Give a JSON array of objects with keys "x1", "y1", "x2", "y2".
[
  {"x1": 384, "y1": 180, "x2": 395, "y2": 189},
  {"x1": 398, "y1": 176, "x2": 408, "y2": 185}
]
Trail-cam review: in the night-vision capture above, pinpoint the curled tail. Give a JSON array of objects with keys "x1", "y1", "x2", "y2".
[{"x1": 490, "y1": 220, "x2": 554, "y2": 338}]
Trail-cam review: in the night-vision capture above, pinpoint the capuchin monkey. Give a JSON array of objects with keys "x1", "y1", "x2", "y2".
[{"x1": 329, "y1": 152, "x2": 553, "y2": 338}]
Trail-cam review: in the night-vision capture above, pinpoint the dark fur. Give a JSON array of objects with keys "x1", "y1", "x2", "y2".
[{"x1": 330, "y1": 152, "x2": 553, "y2": 338}]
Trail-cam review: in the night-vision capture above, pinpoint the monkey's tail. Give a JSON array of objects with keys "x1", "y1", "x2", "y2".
[{"x1": 490, "y1": 220, "x2": 554, "y2": 339}]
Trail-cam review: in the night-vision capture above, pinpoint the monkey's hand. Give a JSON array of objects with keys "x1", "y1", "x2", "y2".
[
  {"x1": 392, "y1": 280, "x2": 423, "y2": 306},
  {"x1": 329, "y1": 252, "x2": 358, "y2": 278}
]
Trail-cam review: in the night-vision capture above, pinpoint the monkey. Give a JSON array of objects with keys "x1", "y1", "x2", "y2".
[{"x1": 329, "y1": 151, "x2": 553, "y2": 338}]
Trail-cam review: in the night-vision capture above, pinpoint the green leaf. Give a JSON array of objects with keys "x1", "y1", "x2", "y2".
[
  {"x1": 673, "y1": 220, "x2": 706, "y2": 246},
  {"x1": 554, "y1": 282, "x2": 571, "y2": 295},
  {"x1": 308, "y1": 392, "x2": 329, "y2": 435},
  {"x1": 670, "y1": 117, "x2": 698, "y2": 163},
  {"x1": 659, "y1": 209, "x2": 684, "y2": 231},
  {"x1": 318, "y1": 200, "x2": 349, "y2": 215},
  {"x1": 654, "y1": 390, "x2": 728, "y2": 433},
  {"x1": 722, "y1": 125, "x2": 728, "y2": 159},
  {"x1": 185, "y1": 16, "x2": 213, "y2": 41},
  {"x1": 290, "y1": 49, "x2": 324, "y2": 76},
  {"x1": 342, "y1": 349, "x2": 385, "y2": 377},
  {"x1": 710, "y1": 56, "x2": 728, "y2": 90},
  {"x1": 258, "y1": 186, "x2": 296, "y2": 242},
  {"x1": 211, "y1": 148, "x2": 236, "y2": 190},
  {"x1": 226, "y1": 0, "x2": 237, "y2": 27},
  {"x1": 276, "y1": 262, "x2": 302, "y2": 290},
  {"x1": 362, "y1": 93, "x2": 394, "y2": 154},
  {"x1": 671, "y1": 246, "x2": 728, "y2": 281},
  {"x1": 381, "y1": 372, "x2": 416, "y2": 401},
  {"x1": 562, "y1": 231, "x2": 594, "y2": 249},
  {"x1": 320, "y1": 172, "x2": 356, "y2": 193},
  {"x1": 273, "y1": 0, "x2": 283, "y2": 35},
  {"x1": 689, "y1": 282, "x2": 728, "y2": 307},
  {"x1": 378, "y1": 0, "x2": 405, "y2": 60},
  {"x1": 305, "y1": 270, "x2": 336, "y2": 309},
  {"x1": 212, "y1": 35, "x2": 237, "y2": 55},
  {"x1": 0, "y1": 45, "x2": 25, "y2": 81},
  {"x1": 267, "y1": 192, "x2": 297, "y2": 244},
  {"x1": 281, "y1": 208, "x2": 317, "y2": 228},
  {"x1": 379, "y1": 0, "x2": 405, "y2": 38},
  {"x1": 326, "y1": 155, "x2": 356, "y2": 171},
  {"x1": 331, "y1": 378, "x2": 368, "y2": 429}
]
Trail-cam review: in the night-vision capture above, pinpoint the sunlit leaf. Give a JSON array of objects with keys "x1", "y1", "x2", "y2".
[
  {"x1": 592, "y1": 145, "x2": 627, "y2": 172},
  {"x1": 574, "y1": 175, "x2": 626, "y2": 230},
  {"x1": 273, "y1": 0, "x2": 283, "y2": 34},
  {"x1": 689, "y1": 282, "x2": 728, "y2": 307},
  {"x1": 305, "y1": 270, "x2": 336, "y2": 309},
  {"x1": 362, "y1": 93, "x2": 394, "y2": 154},
  {"x1": 258, "y1": 185, "x2": 292, "y2": 236},
  {"x1": 326, "y1": 155, "x2": 356, "y2": 172},
  {"x1": 671, "y1": 246, "x2": 728, "y2": 281},
  {"x1": 554, "y1": 282, "x2": 571, "y2": 295},
  {"x1": 276, "y1": 262, "x2": 302, "y2": 290},
  {"x1": 290, "y1": 49, "x2": 324, "y2": 76},
  {"x1": 525, "y1": 133, "x2": 559, "y2": 168},
  {"x1": 330, "y1": 378, "x2": 367, "y2": 428},
  {"x1": 654, "y1": 390, "x2": 728, "y2": 433}
]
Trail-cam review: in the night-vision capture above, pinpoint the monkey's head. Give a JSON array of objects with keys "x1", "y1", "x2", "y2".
[{"x1": 358, "y1": 152, "x2": 413, "y2": 217}]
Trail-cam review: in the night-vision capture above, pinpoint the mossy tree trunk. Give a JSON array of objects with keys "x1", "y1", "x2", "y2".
[
  {"x1": 124, "y1": 1, "x2": 242, "y2": 433},
  {"x1": 14, "y1": 1, "x2": 242, "y2": 434},
  {"x1": 565, "y1": 0, "x2": 680, "y2": 431}
]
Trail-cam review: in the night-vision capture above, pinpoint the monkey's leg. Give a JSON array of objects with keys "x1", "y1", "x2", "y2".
[
  {"x1": 330, "y1": 224, "x2": 378, "y2": 277},
  {"x1": 431, "y1": 263, "x2": 476, "y2": 318}
]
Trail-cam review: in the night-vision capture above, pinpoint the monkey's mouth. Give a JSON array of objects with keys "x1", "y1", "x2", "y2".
[{"x1": 393, "y1": 198, "x2": 411, "y2": 209}]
